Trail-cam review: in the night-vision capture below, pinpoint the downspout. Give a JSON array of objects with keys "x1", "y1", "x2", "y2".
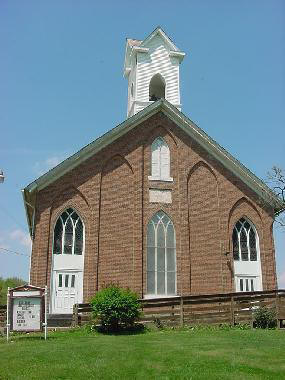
[{"x1": 21, "y1": 189, "x2": 36, "y2": 284}]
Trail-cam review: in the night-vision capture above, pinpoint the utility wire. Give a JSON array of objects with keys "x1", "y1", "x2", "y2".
[
  {"x1": 0, "y1": 202, "x2": 28, "y2": 231},
  {"x1": 0, "y1": 247, "x2": 30, "y2": 258}
]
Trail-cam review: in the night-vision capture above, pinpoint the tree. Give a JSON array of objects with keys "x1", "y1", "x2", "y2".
[
  {"x1": 266, "y1": 166, "x2": 285, "y2": 228},
  {"x1": 0, "y1": 277, "x2": 26, "y2": 305}
]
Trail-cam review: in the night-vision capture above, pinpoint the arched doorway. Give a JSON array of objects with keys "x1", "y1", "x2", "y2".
[
  {"x1": 51, "y1": 208, "x2": 85, "y2": 313},
  {"x1": 232, "y1": 217, "x2": 262, "y2": 292}
]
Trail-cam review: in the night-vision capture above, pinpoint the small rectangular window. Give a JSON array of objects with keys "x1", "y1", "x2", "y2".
[
  {"x1": 71, "y1": 275, "x2": 75, "y2": 288},
  {"x1": 65, "y1": 274, "x2": 69, "y2": 288},
  {"x1": 250, "y1": 279, "x2": 254, "y2": 292},
  {"x1": 58, "y1": 274, "x2": 62, "y2": 287},
  {"x1": 240, "y1": 279, "x2": 243, "y2": 292},
  {"x1": 245, "y1": 279, "x2": 249, "y2": 292}
]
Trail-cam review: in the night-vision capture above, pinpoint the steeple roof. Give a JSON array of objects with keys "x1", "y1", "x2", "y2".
[{"x1": 124, "y1": 27, "x2": 185, "y2": 76}]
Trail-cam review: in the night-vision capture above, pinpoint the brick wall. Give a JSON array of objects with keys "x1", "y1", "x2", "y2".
[{"x1": 29, "y1": 112, "x2": 277, "y2": 305}]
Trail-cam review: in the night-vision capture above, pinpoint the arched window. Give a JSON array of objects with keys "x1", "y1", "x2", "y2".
[
  {"x1": 53, "y1": 208, "x2": 84, "y2": 255},
  {"x1": 150, "y1": 137, "x2": 171, "y2": 181},
  {"x1": 232, "y1": 218, "x2": 258, "y2": 262},
  {"x1": 147, "y1": 211, "x2": 176, "y2": 296},
  {"x1": 149, "y1": 74, "x2": 165, "y2": 101}
]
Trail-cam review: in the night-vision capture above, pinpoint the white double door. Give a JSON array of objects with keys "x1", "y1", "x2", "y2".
[{"x1": 52, "y1": 271, "x2": 83, "y2": 314}]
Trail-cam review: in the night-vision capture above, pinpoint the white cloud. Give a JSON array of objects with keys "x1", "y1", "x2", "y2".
[
  {"x1": 9, "y1": 229, "x2": 31, "y2": 249},
  {"x1": 34, "y1": 154, "x2": 68, "y2": 176},
  {"x1": 278, "y1": 271, "x2": 285, "y2": 289},
  {"x1": 0, "y1": 235, "x2": 9, "y2": 250}
]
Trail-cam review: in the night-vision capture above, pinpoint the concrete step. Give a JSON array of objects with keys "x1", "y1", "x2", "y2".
[{"x1": 47, "y1": 314, "x2": 73, "y2": 327}]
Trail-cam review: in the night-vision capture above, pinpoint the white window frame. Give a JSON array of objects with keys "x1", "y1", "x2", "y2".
[
  {"x1": 148, "y1": 137, "x2": 173, "y2": 182},
  {"x1": 53, "y1": 208, "x2": 85, "y2": 256},
  {"x1": 146, "y1": 211, "x2": 176, "y2": 298},
  {"x1": 235, "y1": 276, "x2": 257, "y2": 292},
  {"x1": 232, "y1": 217, "x2": 259, "y2": 262},
  {"x1": 232, "y1": 217, "x2": 263, "y2": 292}
]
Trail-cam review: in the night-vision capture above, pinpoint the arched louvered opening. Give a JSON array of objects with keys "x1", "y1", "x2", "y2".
[
  {"x1": 53, "y1": 208, "x2": 84, "y2": 255},
  {"x1": 150, "y1": 137, "x2": 171, "y2": 181},
  {"x1": 149, "y1": 74, "x2": 166, "y2": 101},
  {"x1": 146, "y1": 211, "x2": 176, "y2": 296},
  {"x1": 232, "y1": 217, "x2": 262, "y2": 292}
]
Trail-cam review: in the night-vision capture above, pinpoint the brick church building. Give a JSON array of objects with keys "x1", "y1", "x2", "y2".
[{"x1": 23, "y1": 28, "x2": 283, "y2": 314}]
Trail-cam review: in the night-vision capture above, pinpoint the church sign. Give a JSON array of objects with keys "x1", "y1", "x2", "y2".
[{"x1": 6, "y1": 284, "x2": 47, "y2": 341}]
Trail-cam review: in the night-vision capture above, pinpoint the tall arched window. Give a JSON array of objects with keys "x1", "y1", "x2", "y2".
[
  {"x1": 232, "y1": 217, "x2": 258, "y2": 262},
  {"x1": 149, "y1": 74, "x2": 165, "y2": 101},
  {"x1": 147, "y1": 211, "x2": 176, "y2": 296},
  {"x1": 149, "y1": 137, "x2": 172, "y2": 181},
  {"x1": 53, "y1": 208, "x2": 84, "y2": 255}
]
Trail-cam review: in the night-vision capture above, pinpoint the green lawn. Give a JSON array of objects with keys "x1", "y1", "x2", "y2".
[{"x1": 0, "y1": 328, "x2": 285, "y2": 379}]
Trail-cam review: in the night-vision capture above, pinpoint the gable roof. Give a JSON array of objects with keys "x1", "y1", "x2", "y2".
[
  {"x1": 124, "y1": 27, "x2": 185, "y2": 77},
  {"x1": 22, "y1": 99, "x2": 284, "y2": 236},
  {"x1": 140, "y1": 26, "x2": 181, "y2": 52}
]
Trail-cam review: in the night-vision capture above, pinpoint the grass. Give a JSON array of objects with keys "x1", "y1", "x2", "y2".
[{"x1": 0, "y1": 327, "x2": 285, "y2": 379}]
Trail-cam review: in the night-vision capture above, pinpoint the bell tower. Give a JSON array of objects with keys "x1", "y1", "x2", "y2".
[{"x1": 124, "y1": 27, "x2": 185, "y2": 118}]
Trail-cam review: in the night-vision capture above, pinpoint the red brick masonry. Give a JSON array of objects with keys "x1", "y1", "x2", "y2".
[{"x1": 30, "y1": 112, "x2": 277, "y2": 304}]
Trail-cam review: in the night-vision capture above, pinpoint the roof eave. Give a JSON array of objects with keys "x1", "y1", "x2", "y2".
[
  {"x1": 24, "y1": 100, "x2": 165, "y2": 196},
  {"x1": 159, "y1": 101, "x2": 283, "y2": 213},
  {"x1": 23, "y1": 99, "x2": 282, "y2": 229}
]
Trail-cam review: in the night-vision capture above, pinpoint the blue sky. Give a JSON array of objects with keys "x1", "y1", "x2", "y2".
[{"x1": 0, "y1": 1, "x2": 284, "y2": 286}]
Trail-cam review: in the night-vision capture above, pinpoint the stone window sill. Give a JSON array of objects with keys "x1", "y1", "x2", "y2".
[
  {"x1": 143, "y1": 294, "x2": 179, "y2": 300},
  {"x1": 148, "y1": 176, "x2": 173, "y2": 182}
]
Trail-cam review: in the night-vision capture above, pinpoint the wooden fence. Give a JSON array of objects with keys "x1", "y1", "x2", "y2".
[{"x1": 73, "y1": 289, "x2": 285, "y2": 328}]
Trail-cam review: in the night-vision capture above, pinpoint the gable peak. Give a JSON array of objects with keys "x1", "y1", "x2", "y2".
[{"x1": 140, "y1": 26, "x2": 181, "y2": 52}]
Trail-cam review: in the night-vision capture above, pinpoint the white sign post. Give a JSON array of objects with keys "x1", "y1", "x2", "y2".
[
  {"x1": 6, "y1": 287, "x2": 10, "y2": 343},
  {"x1": 6, "y1": 284, "x2": 47, "y2": 342},
  {"x1": 44, "y1": 286, "x2": 47, "y2": 340}
]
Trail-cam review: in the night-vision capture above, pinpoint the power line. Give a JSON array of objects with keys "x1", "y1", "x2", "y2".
[
  {"x1": 0, "y1": 247, "x2": 30, "y2": 258},
  {"x1": 0, "y1": 201, "x2": 28, "y2": 231}
]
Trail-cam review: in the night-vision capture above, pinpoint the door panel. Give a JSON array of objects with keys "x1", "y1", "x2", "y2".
[{"x1": 52, "y1": 271, "x2": 82, "y2": 314}]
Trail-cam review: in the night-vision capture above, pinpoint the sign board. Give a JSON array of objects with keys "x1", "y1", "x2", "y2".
[
  {"x1": 13, "y1": 291, "x2": 41, "y2": 297},
  {"x1": 6, "y1": 284, "x2": 47, "y2": 341},
  {"x1": 12, "y1": 297, "x2": 42, "y2": 331}
]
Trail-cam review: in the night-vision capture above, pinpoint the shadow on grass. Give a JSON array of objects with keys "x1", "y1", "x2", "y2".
[
  {"x1": 92, "y1": 323, "x2": 147, "y2": 336},
  {"x1": 7, "y1": 334, "x2": 57, "y2": 342}
]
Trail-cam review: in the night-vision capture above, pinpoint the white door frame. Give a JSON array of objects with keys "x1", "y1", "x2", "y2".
[
  {"x1": 233, "y1": 218, "x2": 263, "y2": 292},
  {"x1": 50, "y1": 209, "x2": 85, "y2": 314},
  {"x1": 51, "y1": 269, "x2": 83, "y2": 314}
]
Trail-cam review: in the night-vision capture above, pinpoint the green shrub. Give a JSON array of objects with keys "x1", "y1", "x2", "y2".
[
  {"x1": 253, "y1": 306, "x2": 277, "y2": 329},
  {"x1": 90, "y1": 285, "x2": 140, "y2": 332}
]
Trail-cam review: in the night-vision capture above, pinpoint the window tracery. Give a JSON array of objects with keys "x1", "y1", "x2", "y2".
[
  {"x1": 53, "y1": 208, "x2": 84, "y2": 255},
  {"x1": 147, "y1": 211, "x2": 176, "y2": 296},
  {"x1": 232, "y1": 217, "x2": 258, "y2": 262}
]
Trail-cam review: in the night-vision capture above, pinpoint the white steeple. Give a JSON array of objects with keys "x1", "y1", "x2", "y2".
[{"x1": 124, "y1": 27, "x2": 185, "y2": 118}]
